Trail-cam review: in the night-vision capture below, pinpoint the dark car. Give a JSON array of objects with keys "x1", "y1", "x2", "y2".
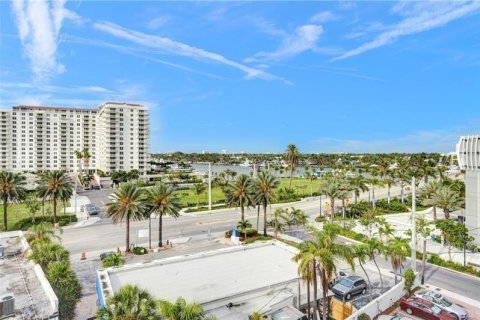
[
  {"x1": 329, "y1": 271, "x2": 349, "y2": 289},
  {"x1": 100, "y1": 251, "x2": 115, "y2": 261},
  {"x1": 92, "y1": 185, "x2": 101, "y2": 190},
  {"x1": 331, "y1": 275, "x2": 367, "y2": 300},
  {"x1": 400, "y1": 297, "x2": 456, "y2": 320}
]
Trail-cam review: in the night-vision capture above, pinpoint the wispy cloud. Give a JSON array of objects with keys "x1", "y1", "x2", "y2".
[
  {"x1": 333, "y1": 1, "x2": 480, "y2": 61},
  {"x1": 310, "y1": 11, "x2": 340, "y2": 24},
  {"x1": 148, "y1": 15, "x2": 171, "y2": 30},
  {"x1": 93, "y1": 21, "x2": 288, "y2": 83},
  {"x1": 11, "y1": 0, "x2": 84, "y2": 80},
  {"x1": 247, "y1": 24, "x2": 323, "y2": 62}
]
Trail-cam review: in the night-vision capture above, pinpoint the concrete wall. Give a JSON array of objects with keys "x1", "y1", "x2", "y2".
[
  {"x1": 465, "y1": 170, "x2": 480, "y2": 246},
  {"x1": 32, "y1": 263, "x2": 59, "y2": 319},
  {"x1": 347, "y1": 279, "x2": 406, "y2": 320}
]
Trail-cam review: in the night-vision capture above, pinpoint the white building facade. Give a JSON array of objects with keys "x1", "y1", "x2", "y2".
[
  {"x1": 0, "y1": 102, "x2": 149, "y2": 176},
  {"x1": 456, "y1": 135, "x2": 480, "y2": 246}
]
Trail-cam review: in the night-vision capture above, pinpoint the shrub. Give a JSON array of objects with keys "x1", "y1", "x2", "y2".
[
  {"x1": 276, "y1": 187, "x2": 300, "y2": 202},
  {"x1": 376, "y1": 199, "x2": 409, "y2": 213},
  {"x1": 315, "y1": 216, "x2": 326, "y2": 223},
  {"x1": 224, "y1": 228, "x2": 257, "y2": 239},
  {"x1": 13, "y1": 215, "x2": 77, "y2": 230},
  {"x1": 132, "y1": 246, "x2": 147, "y2": 255},
  {"x1": 403, "y1": 268, "x2": 416, "y2": 294},
  {"x1": 358, "y1": 314, "x2": 371, "y2": 320},
  {"x1": 225, "y1": 230, "x2": 232, "y2": 238},
  {"x1": 102, "y1": 253, "x2": 125, "y2": 268}
]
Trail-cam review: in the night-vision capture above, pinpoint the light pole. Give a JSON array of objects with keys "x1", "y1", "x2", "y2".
[
  {"x1": 208, "y1": 162, "x2": 212, "y2": 211},
  {"x1": 411, "y1": 176, "x2": 417, "y2": 272},
  {"x1": 319, "y1": 195, "x2": 323, "y2": 217}
]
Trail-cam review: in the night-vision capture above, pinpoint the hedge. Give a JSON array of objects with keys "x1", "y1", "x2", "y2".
[{"x1": 13, "y1": 215, "x2": 78, "y2": 230}]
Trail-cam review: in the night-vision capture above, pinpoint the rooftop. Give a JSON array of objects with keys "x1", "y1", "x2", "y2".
[
  {"x1": 98, "y1": 242, "x2": 305, "y2": 319},
  {"x1": 0, "y1": 232, "x2": 58, "y2": 320}
]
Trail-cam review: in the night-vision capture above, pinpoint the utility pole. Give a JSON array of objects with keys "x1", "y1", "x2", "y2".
[
  {"x1": 411, "y1": 176, "x2": 417, "y2": 272},
  {"x1": 319, "y1": 195, "x2": 323, "y2": 217},
  {"x1": 208, "y1": 162, "x2": 212, "y2": 211}
]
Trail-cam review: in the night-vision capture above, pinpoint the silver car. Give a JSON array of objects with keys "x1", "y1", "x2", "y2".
[{"x1": 414, "y1": 290, "x2": 468, "y2": 320}]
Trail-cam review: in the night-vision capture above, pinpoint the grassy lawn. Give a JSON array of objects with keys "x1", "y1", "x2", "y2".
[
  {"x1": 173, "y1": 177, "x2": 324, "y2": 209},
  {"x1": 0, "y1": 201, "x2": 66, "y2": 231}
]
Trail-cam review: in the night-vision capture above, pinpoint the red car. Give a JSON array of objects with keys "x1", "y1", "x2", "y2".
[{"x1": 400, "y1": 297, "x2": 456, "y2": 320}]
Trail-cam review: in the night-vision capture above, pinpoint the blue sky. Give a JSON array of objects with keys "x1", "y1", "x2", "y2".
[{"x1": 1, "y1": 1, "x2": 479, "y2": 153}]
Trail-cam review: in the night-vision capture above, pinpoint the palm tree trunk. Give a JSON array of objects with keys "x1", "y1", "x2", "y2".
[
  {"x1": 126, "y1": 216, "x2": 130, "y2": 252},
  {"x1": 359, "y1": 262, "x2": 372, "y2": 297},
  {"x1": 444, "y1": 209, "x2": 450, "y2": 220},
  {"x1": 433, "y1": 206, "x2": 437, "y2": 221},
  {"x1": 53, "y1": 198, "x2": 57, "y2": 224},
  {"x1": 289, "y1": 167, "x2": 294, "y2": 188},
  {"x1": 148, "y1": 215, "x2": 152, "y2": 250},
  {"x1": 387, "y1": 185, "x2": 391, "y2": 204},
  {"x1": 421, "y1": 238, "x2": 427, "y2": 284},
  {"x1": 196, "y1": 195, "x2": 199, "y2": 209},
  {"x1": 321, "y1": 271, "x2": 328, "y2": 320},
  {"x1": 372, "y1": 186, "x2": 376, "y2": 208},
  {"x1": 372, "y1": 256, "x2": 384, "y2": 289},
  {"x1": 330, "y1": 198, "x2": 335, "y2": 222},
  {"x1": 3, "y1": 203, "x2": 7, "y2": 231},
  {"x1": 256, "y1": 205, "x2": 260, "y2": 231},
  {"x1": 307, "y1": 279, "x2": 311, "y2": 319},
  {"x1": 312, "y1": 261, "x2": 318, "y2": 320},
  {"x1": 263, "y1": 203, "x2": 268, "y2": 236},
  {"x1": 241, "y1": 204, "x2": 245, "y2": 222},
  {"x1": 158, "y1": 213, "x2": 163, "y2": 247},
  {"x1": 401, "y1": 184, "x2": 404, "y2": 203}
]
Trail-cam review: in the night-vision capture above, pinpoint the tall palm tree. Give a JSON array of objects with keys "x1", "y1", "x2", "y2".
[
  {"x1": 293, "y1": 223, "x2": 354, "y2": 320},
  {"x1": 106, "y1": 183, "x2": 147, "y2": 252},
  {"x1": 364, "y1": 238, "x2": 385, "y2": 289},
  {"x1": 146, "y1": 183, "x2": 181, "y2": 248},
  {"x1": 295, "y1": 251, "x2": 314, "y2": 320},
  {"x1": 253, "y1": 171, "x2": 279, "y2": 236},
  {"x1": 158, "y1": 297, "x2": 206, "y2": 320},
  {"x1": 225, "y1": 174, "x2": 253, "y2": 222},
  {"x1": 103, "y1": 285, "x2": 157, "y2": 320},
  {"x1": 419, "y1": 179, "x2": 442, "y2": 220},
  {"x1": 417, "y1": 216, "x2": 432, "y2": 285},
  {"x1": 424, "y1": 185, "x2": 463, "y2": 220},
  {"x1": 368, "y1": 177, "x2": 384, "y2": 208},
  {"x1": 36, "y1": 170, "x2": 73, "y2": 224},
  {"x1": 193, "y1": 183, "x2": 207, "y2": 209},
  {"x1": 383, "y1": 177, "x2": 395, "y2": 204},
  {"x1": 385, "y1": 237, "x2": 409, "y2": 284},
  {"x1": 347, "y1": 175, "x2": 369, "y2": 203},
  {"x1": 319, "y1": 176, "x2": 348, "y2": 222},
  {"x1": 353, "y1": 245, "x2": 372, "y2": 296},
  {"x1": 0, "y1": 171, "x2": 26, "y2": 231},
  {"x1": 284, "y1": 144, "x2": 300, "y2": 188}
]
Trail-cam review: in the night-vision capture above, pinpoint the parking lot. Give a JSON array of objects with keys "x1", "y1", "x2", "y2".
[{"x1": 77, "y1": 188, "x2": 112, "y2": 219}]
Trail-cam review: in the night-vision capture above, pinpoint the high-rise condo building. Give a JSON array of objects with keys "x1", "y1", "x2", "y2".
[
  {"x1": 0, "y1": 102, "x2": 149, "y2": 176},
  {"x1": 457, "y1": 135, "x2": 480, "y2": 246}
]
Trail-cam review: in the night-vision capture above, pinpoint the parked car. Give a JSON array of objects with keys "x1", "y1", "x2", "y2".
[
  {"x1": 331, "y1": 275, "x2": 367, "y2": 300},
  {"x1": 329, "y1": 271, "x2": 349, "y2": 288},
  {"x1": 92, "y1": 185, "x2": 101, "y2": 190},
  {"x1": 400, "y1": 297, "x2": 456, "y2": 320},
  {"x1": 377, "y1": 316, "x2": 412, "y2": 320},
  {"x1": 415, "y1": 290, "x2": 468, "y2": 320}
]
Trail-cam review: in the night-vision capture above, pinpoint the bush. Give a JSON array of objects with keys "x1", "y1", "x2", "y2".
[
  {"x1": 225, "y1": 230, "x2": 232, "y2": 238},
  {"x1": 346, "y1": 201, "x2": 370, "y2": 218},
  {"x1": 132, "y1": 246, "x2": 147, "y2": 255},
  {"x1": 376, "y1": 198, "x2": 409, "y2": 213},
  {"x1": 358, "y1": 314, "x2": 371, "y2": 320},
  {"x1": 224, "y1": 228, "x2": 258, "y2": 239},
  {"x1": 102, "y1": 253, "x2": 125, "y2": 268},
  {"x1": 315, "y1": 216, "x2": 326, "y2": 223},
  {"x1": 13, "y1": 215, "x2": 77, "y2": 230},
  {"x1": 403, "y1": 268, "x2": 416, "y2": 294},
  {"x1": 276, "y1": 187, "x2": 300, "y2": 202}
]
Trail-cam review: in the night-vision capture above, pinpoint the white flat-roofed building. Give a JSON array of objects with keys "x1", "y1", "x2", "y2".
[
  {"x1": 0, "y1": 102, "x2": 149, "y2": 176},
  {"x1": 457, "y1": 135, "x2": 480, "y2": 245},
  {"x1": 97, "y1": 242, "x2": 306, "y2": 320}
]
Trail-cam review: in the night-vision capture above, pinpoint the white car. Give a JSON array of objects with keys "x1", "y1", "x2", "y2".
[{"x1": 414, "y1": 290, "x2": 468, "y2": 320}]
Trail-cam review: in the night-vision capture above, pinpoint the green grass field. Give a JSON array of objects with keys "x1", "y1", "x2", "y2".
[
  {"x1": 0, "y1": 202, "x2": 66, "y2": 231},
  {"x1": 174, "y1": 177, "x2": 324, "y2": 209}
]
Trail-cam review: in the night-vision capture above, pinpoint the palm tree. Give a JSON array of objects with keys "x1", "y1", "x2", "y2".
[
  {"x1": 225, "y1": 174, "x2": 253, "y2": 222},
  {"x1": 106, "y1": 183, "x2": 147, "y2": 252},
  {"x1": 383, "y1": 177, "x2": 395, "y2": 204},
  {"x1": 0, "y1": 171, "x2": 26, "y2": 231},
  {"x1": 28, "y1": 242, "x2": 69, "y2": 269},
  {"x1": 424, "y1": 185, "x2": 463, "y2": 220},
  {"x1": 293, "y1": 223, "x2": 354, "y2": 320},
  {"x1": 25, "y1": 222, "x2": 60, "y2": 246},
  {"x1": 284, "y1": 144, "x2": 300, "y2": 188},
  {"x1": 193, "y1": 183, "x2": 207, "y2": 209},
  {"x1": 158, "y1": 297, "x2": 206, "y2": 320},
  {"x1": 368, "y1": 178, "x2": 384, "y2": 208},
  {"x1": 353, "y1": 245, "x2": 372, "y2": 296},
  {"x1": 36, "y1": 170, "x2": 73, "y2": 225},
  {"x1": 305, "y1": 171, "x2": 317, "y2": 196},
  {"x1": 146, "y1": 183, "x2": 181, "y2": 248},
  {"x1": 364, "y1": 238, "x2": 385, "y2": 289},
  {"x1": 253, "y1": 171, "x2": 279, "y2": 236},
  {"x1": 318, "y1": 176, "x2": 348, "y2": 222},
  {"x1": 74, "y1": 150, "x2": 84, "y2": 174},
  {"x1": 377, "y1": 218, "x2": 394, "y2": 242},
  {"x1": 347, "y1": 175, "x2": 369, "y2": 204},
  {"x1": 237, "y1": 220, "x2": 252, "y2": 240},
  {"x1": 385, "y1": 237, "x2": 409, "y2": 284},
  {"x1": 103, "y1": 284, "x2": 157, "y2": 320},
  {"x1": 25, "y1": 194, "x2": 41, "y2": 223},
  {"x1": 417, "y1": 216, "x2": 432, "y2": 285},
  {"x1": 81, "y1": 148, "x2": 91, "y2": 173},
  {"x1": 419, "y1": 179, "x2": 442, "y2": 220}
]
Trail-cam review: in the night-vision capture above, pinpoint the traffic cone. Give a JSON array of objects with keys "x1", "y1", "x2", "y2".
[{"x1": 80, "y1": 252, "x2": 86, "y2": 260}]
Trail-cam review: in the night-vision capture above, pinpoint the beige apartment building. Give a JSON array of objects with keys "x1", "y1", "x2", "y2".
[{"x1": 0, "y1": 102, "x2": 149, "y2": 175}]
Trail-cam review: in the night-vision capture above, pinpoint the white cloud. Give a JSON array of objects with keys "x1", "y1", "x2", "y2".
[
  {"x1": 248, "y1": 24, "x2": 323, "y2": 61},
  {"x1": 11, "y1": 0, "x2": 83, "y2": 80},
  {"x1": 333, "y1": 1, "x2": 480, "y2": 61},
  {"x1": 93, "y1": 21, "x2": 289, "y2": 83},
  {"x1": 148, "y1": 15, "x2": 171, "y2": 30},
  {"x1": 310, "y1": 11, "x2": 340, "y2": 23}
]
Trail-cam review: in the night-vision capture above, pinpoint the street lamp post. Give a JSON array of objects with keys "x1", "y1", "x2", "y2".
[
  {"x1": 319, "y1": 195, "x2": 323, "y2": 217},
  {"x1": 208, "y1": 162, "x2": 212, "y2": 211}
]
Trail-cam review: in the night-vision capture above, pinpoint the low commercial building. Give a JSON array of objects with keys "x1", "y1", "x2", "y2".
[
  {"x1": 97, "y1": 242, "x2": 307, "y2": 320},
  {"x1": 457, "y1": 135, "x2": 480, "y2": 245},
  {"x1": 0, "y1": 231, "x2": 58, "y2": 319}
]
